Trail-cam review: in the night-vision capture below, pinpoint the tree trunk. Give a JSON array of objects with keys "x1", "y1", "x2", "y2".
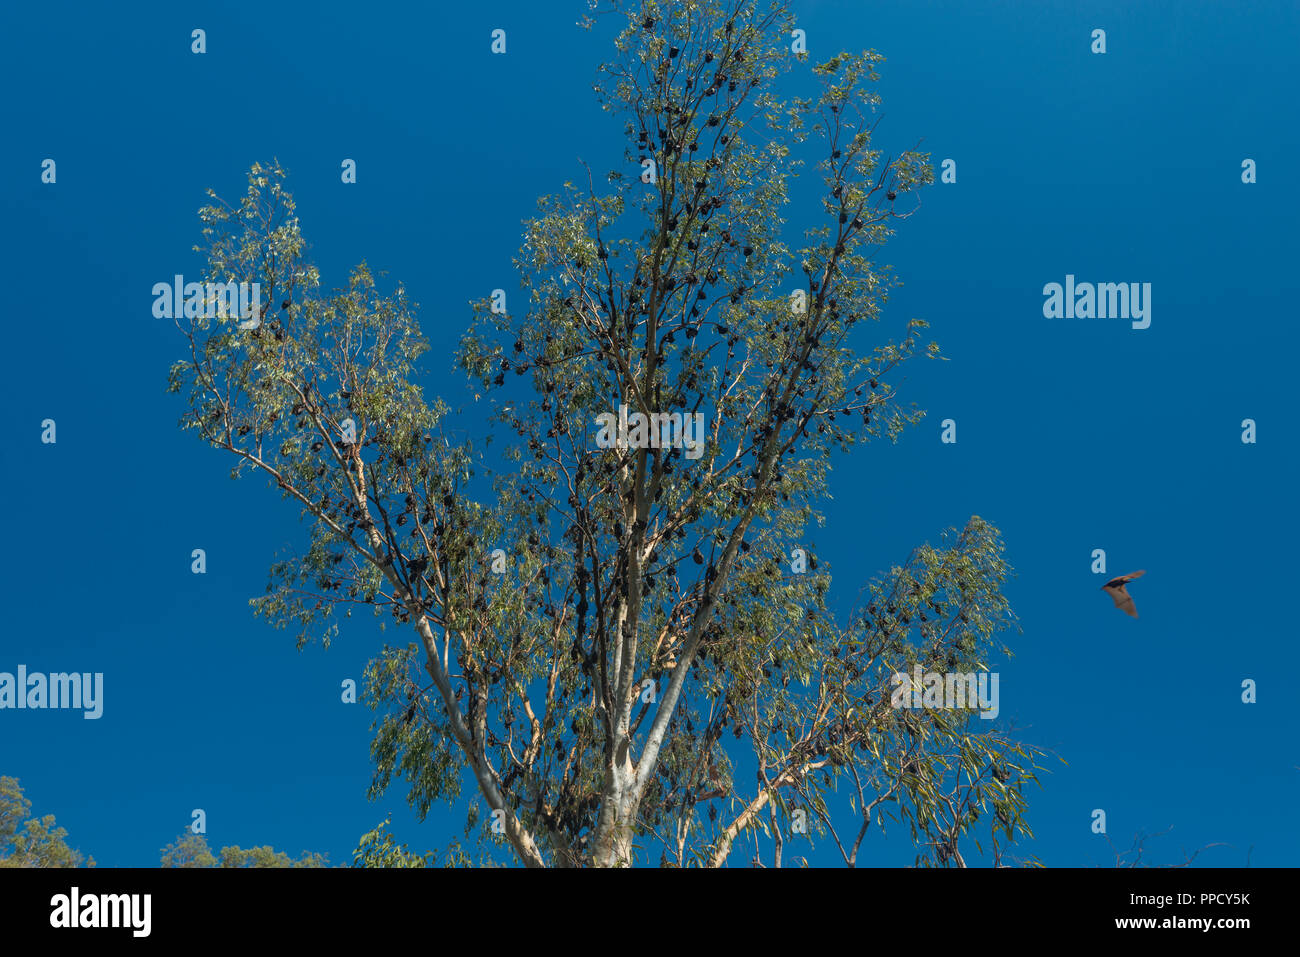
[{"x1": 592, "y1": 752, "x2": 639, "y2": 866}]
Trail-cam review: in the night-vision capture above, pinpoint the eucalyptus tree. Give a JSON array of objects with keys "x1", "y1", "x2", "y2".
[
  {"x1": 170, "y1": 0, "x2": 1045, "y2": 867},
  {"x1": 158, "y1": 833, "x2": 328, "y2": 868},
  {"x1": 0, "y1": 777, "x2": 93, "y2": 868}
]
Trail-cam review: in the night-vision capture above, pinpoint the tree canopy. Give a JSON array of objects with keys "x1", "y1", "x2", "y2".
[
  {"x1": 159, "y1": 833, "x2": 328, "y2": 868},
  {"x1": 168, "y1": 0, "x2": 1047, "y2": 867},
  {"x1": 0, "y1": 776, "x2": 94, "y2": 868}
]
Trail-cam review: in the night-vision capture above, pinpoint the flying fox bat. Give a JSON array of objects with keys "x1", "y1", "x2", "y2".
[{"x1": 1102, "y1": 570, "x2": 1145, "y2": 618}]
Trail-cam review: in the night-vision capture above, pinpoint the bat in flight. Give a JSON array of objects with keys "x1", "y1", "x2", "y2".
[{"x1": 1101, "y1": 570, "x2": 1146, "y2": 618}]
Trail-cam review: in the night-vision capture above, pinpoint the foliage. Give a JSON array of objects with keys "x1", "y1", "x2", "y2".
[
  {"x1": 351, "y1": 815, "x2": 480, "y2": 868},
  {"x1": 169, "y1": 0, "x2": 1048, "y2": 867},
  {"x1": 0, "y1": 776, "x2": 94, "y2": 868},
  {"x1": 159, "y1": 832, "x2": 328, "y2": 868}
]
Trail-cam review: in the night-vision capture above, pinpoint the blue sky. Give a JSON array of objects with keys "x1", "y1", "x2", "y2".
[{"x1": 1, "y1": 0, "x2": 1296, "y2": 867}]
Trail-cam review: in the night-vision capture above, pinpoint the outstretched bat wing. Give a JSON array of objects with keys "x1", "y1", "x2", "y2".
[
  {"x1": 1104, "y1": 569, "x2": 1146, "y2": 588},
  {"x1": 1104, "y1": 583, "x2": 1138, "y2": 617}
]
